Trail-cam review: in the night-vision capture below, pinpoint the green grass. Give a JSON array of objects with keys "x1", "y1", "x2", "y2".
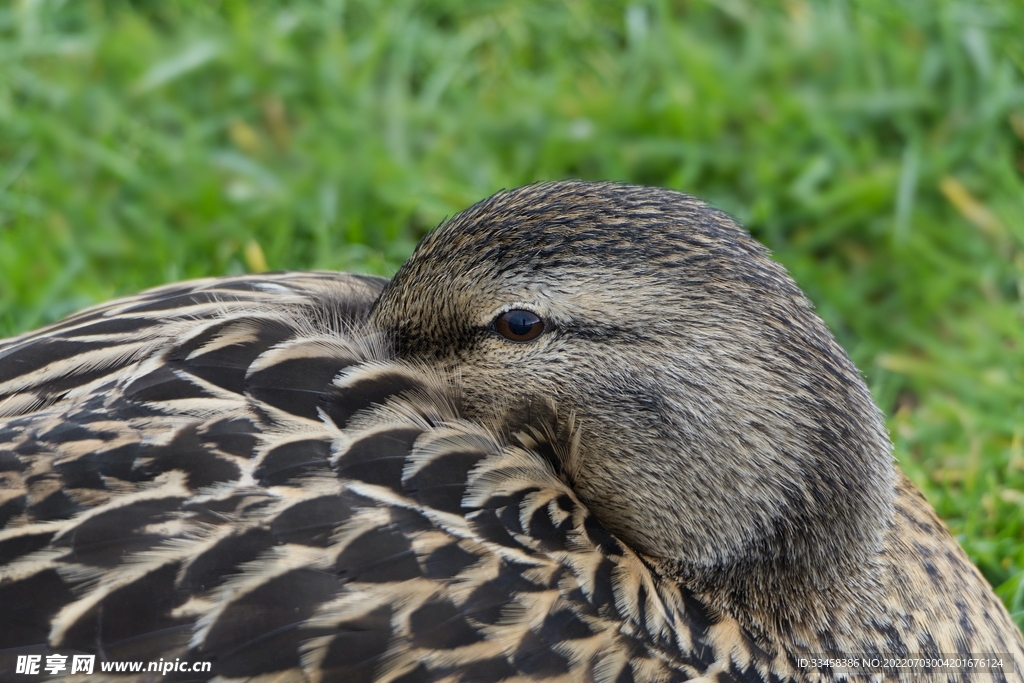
[{"x1": 1, "y1": 0, "x2": 1023, "y2": 626}]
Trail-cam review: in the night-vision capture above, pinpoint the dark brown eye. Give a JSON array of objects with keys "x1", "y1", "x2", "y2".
[{"x1": 493, "y1": 309, "x2": 545, "y2": 342}]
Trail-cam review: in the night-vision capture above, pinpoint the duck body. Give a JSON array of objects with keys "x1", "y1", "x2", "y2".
[{"x1": 0, "y1": 182, "x2": 1021, "y2": 682}]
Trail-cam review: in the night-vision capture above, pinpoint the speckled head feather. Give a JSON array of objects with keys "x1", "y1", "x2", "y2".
[{"x1": 371, "y1": 181, "x2": 894, "y2": 630}]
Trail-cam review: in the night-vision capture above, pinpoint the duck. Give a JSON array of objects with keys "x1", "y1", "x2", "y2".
[{"x1": 0, "y1": 180, "x2": 1020, "y2": 682}]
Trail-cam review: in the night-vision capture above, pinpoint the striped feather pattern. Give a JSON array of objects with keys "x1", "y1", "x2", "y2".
[{"x1": 0, "y1": 272, "x2": 747, "y2": 682}]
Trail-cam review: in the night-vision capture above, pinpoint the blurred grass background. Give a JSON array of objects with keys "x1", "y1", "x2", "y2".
[{"x1": 1, "y1": 0, "x2": 1022, "y2": 625}]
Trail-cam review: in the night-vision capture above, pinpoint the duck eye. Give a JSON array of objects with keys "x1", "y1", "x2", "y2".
[{"x1": 493, "y1": 309, "x2": 545, "y2": 342}]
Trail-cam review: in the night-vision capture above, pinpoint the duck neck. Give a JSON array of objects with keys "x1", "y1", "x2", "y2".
[{"x1": 651, "y1": 462, "x2": 896, "y2": 646}]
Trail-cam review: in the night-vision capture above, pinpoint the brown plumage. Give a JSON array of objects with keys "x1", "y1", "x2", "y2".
[{"x1": 0, "y1": 181, "x2": 1020, "y2": 682}]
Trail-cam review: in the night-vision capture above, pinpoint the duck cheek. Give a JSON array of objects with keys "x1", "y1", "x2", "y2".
[{"x1": 460, "y1": 383, "x2": 553, "y2": 433}]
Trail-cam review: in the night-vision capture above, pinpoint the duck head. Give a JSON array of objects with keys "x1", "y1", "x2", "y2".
[{"x1": 368, "y1": 180, "x2": 895, "y2": 631}]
